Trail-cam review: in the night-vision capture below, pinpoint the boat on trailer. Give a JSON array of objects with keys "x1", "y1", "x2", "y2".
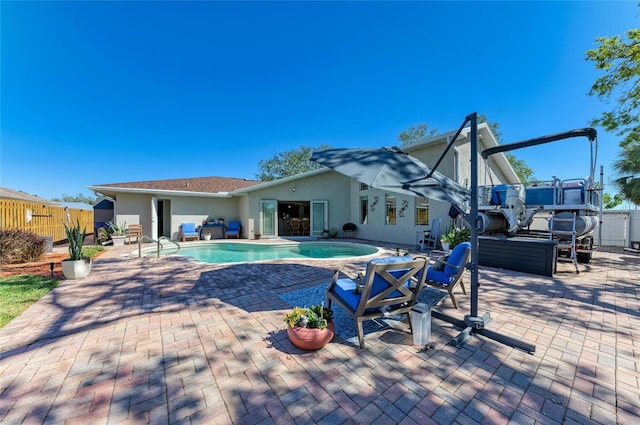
[{"x1": 476, "y1": 128, "x2": 603, "y2": 265}]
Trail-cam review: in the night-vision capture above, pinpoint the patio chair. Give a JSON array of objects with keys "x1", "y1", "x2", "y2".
[
  {"x1": 424, "y1": 241, "x2": 470, "y2": 309},
  {"x1": 127, "y1": 224, "x2": 143, "y2": 245},
  {"x1": 225, "y1": 221, "x2": 241, "y2": 239},
  {"x1": 327, "y1": 256, "x2": 429, "y2": 349},
  {"x1": 291, "y1": 218, "x2": 301, "y2": 235},
  {"x1": 179, "y1": 222, "x2": 199, "y2": 241},
  {"x1": 416, "y1": 218, "x2": 440, "y2": 250},
  {"x1": 342, "y1": 222, "x2": 357, "y2": 238}
]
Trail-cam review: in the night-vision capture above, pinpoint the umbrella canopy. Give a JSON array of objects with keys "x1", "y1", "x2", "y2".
[{"x1": 310, "y1": 147, "x2": 471, "y2": 206}]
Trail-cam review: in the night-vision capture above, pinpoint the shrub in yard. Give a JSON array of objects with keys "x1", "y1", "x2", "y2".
[{"x1": 0, "y1": 229, "x2": 46, "y2": 265}]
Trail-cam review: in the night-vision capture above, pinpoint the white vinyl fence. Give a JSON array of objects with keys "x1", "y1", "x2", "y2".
[{"x1": 597, "y1": 209, "x2": 640, "y2": 248}]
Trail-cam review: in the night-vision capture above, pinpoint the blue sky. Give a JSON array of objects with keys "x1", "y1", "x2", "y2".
[{"x1": 1, "y1": 1, "x2": 637, "y2": 202}]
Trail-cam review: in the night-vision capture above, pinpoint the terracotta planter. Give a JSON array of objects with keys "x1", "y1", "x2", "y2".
[
  {"x1": 287, "y1": 321, "x2": 334, "y2": 350},
  {"x1": 61, "y1": 258, "x2": 92, "y2": 279}
]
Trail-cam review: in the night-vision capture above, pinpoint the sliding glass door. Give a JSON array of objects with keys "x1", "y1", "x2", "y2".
[
  {"x1": 260, "y1": 200, "x2": 277, "y2": 238},
  {"x1": 310, "y1": 200, "x2": 328, "y2": 237}
]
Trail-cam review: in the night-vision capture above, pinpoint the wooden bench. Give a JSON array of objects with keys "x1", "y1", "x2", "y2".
[{"x1": 127, "y1": 224, "x2": 143, "y2": 244}]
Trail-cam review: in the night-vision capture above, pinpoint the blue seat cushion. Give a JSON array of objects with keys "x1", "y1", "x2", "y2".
[
  {"x1": 333, "y1": 278, "x2": 362, "y2": 311},
  {"x1": 426, "y1": 267, "x2": 453, "y2": 286},
  {"x1": 445, "y1": 242, "x2": 470, "y2": 276}
]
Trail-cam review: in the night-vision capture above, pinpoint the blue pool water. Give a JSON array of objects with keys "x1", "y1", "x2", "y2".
[{"x1": 166, "y1": 241, "x2": 378, "y2": 264}]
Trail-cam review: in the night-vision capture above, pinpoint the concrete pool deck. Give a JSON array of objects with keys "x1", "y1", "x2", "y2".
[{"x1": 0, "y1": 240, "x2": 638, "y2": 424}]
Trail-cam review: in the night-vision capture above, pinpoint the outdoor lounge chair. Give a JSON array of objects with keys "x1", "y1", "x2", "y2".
[
  {"x1": 127, "y1": 224, "x2": 143, "y2": 245},
  {"x1": 179, "y1": 222, "x2": 199, "y2": 241},
  {"x1": 424, "y1": 241, "x2": 471, "y2": 309},
  {"x1": 225, "y1": 221, "x2": 241, "y2": 238},
  {"x1": 327, "y1": 256, "x2": 429, "y2": 349}
]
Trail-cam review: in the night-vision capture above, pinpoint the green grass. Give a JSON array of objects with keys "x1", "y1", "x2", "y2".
[
  {"x1": 82, "y1": 245, "x2": 105, "y2": 258},
  {"x1": 0, "y1": 275, "x2": 60, "y2": 328}
]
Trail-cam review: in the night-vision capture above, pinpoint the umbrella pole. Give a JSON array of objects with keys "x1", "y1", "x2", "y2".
[{"x1": 432, "y1": 113, "x2": 536, "y2": 354}]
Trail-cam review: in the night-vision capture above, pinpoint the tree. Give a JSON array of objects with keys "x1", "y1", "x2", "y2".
[
  {"x1": 255, "y1": 145, "x2": 330, "y2": 181},
  {"x1": 603, "y1": 192, "x2": 624, "y2": 209},
  {"x1": 586, "y1": 27, "x2": 640, "y2": 205},
  {"x1": 51, "y1": 193, "x2": 95, "y2": 205},
  {"x1": 397, "y1": 123, "x2": 439, "y2": 144},
  {"x1": 505, "y1": 154, "x2": 535, "y2": 183},
  {"x1": 397, "y1": 116, "x2": 535, "y2": 182}
]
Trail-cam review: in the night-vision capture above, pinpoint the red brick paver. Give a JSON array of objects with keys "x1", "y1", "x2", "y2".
[{"x1": 1, "y1": 242, "x2": 638, "y2": 424}]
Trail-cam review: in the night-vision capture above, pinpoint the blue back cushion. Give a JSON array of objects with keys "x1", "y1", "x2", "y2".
[
  {"x1": 444, "y1": 242, "x2": 470, "y2": 276},
  {"x1": 334, "y1": 256, "x2": 415, "y2": 311},
  {"x1": 366, "y1": 256, "x2": 413, "y2": 296},
  {"x1": 228, "y1": 221, "x2": 240, "y2": 231},
  {"x1": 182, "y1": 222, "x2": 196, "y2": 233}
]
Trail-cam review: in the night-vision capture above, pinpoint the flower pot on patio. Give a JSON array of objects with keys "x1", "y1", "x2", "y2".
[
  {"x1": 440, "y1": 240, "x2": 450, "y2": 252},
  {"x1": 61, "y1": 258, "x2": 92, "y2": 279},
  {"x1": 284, "y1": 305, "x2": 334, "y2": 350},
  {"x1": 287, "y1": 322, "x2": 335, "y2": 350},
  {"x1": 111, "y1": 235, "x2": 126, "y2": 246}
]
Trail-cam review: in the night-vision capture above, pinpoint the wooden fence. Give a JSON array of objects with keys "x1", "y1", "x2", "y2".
[{"x1": 0, "y1": 199, "x2": 94, "y2": 243}]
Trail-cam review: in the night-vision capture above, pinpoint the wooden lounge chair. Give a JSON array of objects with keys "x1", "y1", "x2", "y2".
[
  {"x1": 225, "y1": 221, "x2": 241, "y2": 239},
  {"x1": 127, "y1": 224, "x2": 143, "y2": 245},
  {"x1": 327, "y1": 256, "x2": 429, "y2": 349},
  {"x1": 179, "y1": 222, "x2": 199, "y2": 241},
  {"x1": 424, "y1": 242, "x2": 470, "y2": 309}
]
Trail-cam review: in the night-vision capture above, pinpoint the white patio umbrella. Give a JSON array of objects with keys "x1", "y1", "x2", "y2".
[{"x1": 310, "y1": 146, "x2": 470, "y2": 206}]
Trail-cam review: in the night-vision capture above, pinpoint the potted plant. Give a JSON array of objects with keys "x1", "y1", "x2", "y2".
[
  {"x1": 440, "y1": 226, "x2": 471, "y2": 252},
  {"x1": 329, "y1": 228, "x2": 338, "y2": 238},
  {"x1": 106, "y1": 221, "x2": 127, "y2": 246},
  {"x1": 284, "y1": 304, "x2": 334, "y2": 350},
  {"x1": 254, "y1": 231, "x2": 262, "y2": 240},
  {"x1": 204, "y1": 232, "x2": 212, "y2": 241},
  {"x1": 322, "y1": 229, "x2": 330, "y2": 238},
  {"x1": 61, "y1": 219, "x2": 92, "y2": 279}
]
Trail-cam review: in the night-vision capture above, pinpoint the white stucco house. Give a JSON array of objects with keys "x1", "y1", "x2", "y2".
[{"x1": 88, "y1": 124, "x2": 517, "y2": 245}]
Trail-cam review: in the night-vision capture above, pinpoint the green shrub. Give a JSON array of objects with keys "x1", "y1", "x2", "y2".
[{"x1": 0, "y1": 229, "x2": 46, "y2": 265}]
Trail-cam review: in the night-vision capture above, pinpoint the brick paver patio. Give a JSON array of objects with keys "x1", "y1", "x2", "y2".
[{"x1": 0, "y1": 241, "x2": 638, "y2": 424}]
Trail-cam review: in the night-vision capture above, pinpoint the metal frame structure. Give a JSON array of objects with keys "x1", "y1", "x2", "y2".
[{"x1": 430, "y1": 113, "x2": 599, "y2": 353}]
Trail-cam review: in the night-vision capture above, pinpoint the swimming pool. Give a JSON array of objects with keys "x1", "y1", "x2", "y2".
[{"x1": 164, "y1": 241, "x2": 378, "y2": 264}]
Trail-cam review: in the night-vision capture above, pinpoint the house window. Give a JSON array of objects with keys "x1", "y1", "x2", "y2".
[
  {"x1": 360, "y1": 183, "x2": 369, "y2": 191},
  {"x1": 386, "y1": 194, "x2": 396, "y2": 225},
  {"x1": 415, "y1": 197, "x2": 429, "y2": 225},
  {"x1": 360, "y1": 196, "x2": 368, "y2": 224}
]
